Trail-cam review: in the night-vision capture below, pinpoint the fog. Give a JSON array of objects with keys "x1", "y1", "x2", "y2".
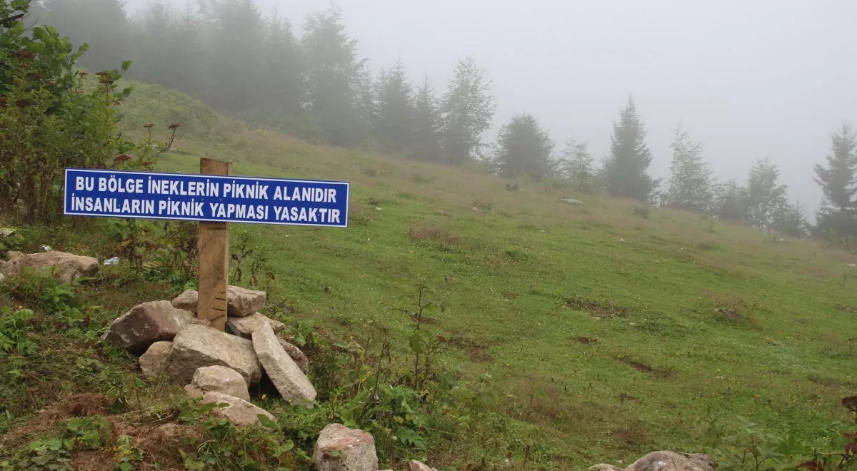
[{"x1": 124, "y1": 0, "x2": 857, "y2": 210}]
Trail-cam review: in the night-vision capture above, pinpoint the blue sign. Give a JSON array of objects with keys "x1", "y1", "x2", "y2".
[{"x1": 64, "y1": 168, "x2": 349, "y2": 227}]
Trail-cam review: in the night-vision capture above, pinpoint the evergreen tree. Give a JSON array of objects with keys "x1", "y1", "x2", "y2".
[
  {"x1": 440, "y1": 56, "x2": 495, "y2": 164},
  {"x1": 712, "y1": 179, "x2": 748, "y2": 222},
  {"x1": 665, "y1": 125, "x2": 713, "y2": 212},
  {"x1": 813, "y1": 122, "x2": 857, "y2": 238},
  {"x1": 603, "y1": 97, "x2": 657, "y2": 201},
  {"x1": 560, "y1": 139, "x2": 596, "y2": 193},
  {"x1": 772, "y1": 200, "x2": 810, "y2": 238},
  {"x1": 493, "y1": 113, "x2": 554, "y2": 180},
  {"x1": 302, "y1": 5, "x2": 364, "y2": 146},
  {"x1": 746, "y1": 159, "x2": 788, "y2": 230},
  {"x1": 353, "y1": 68, "x2": 377, "y2": 142},
  {"x1": 411, "y1": 75, "x2": 443, "y2": 162},
  {"x1": 258, "y1": 15, "x2": 303, "y2": 117},
  {"x1": 375, "y1": 60, "x2": 414, "y2": 151},
  {"x1": 43, "y1": 0, "x2": 130, "y2": 72}
]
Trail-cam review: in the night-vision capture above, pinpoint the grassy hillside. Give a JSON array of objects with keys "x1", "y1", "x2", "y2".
[{"x1": 2, "y1": 80, "x2": 856, "y2": 470}]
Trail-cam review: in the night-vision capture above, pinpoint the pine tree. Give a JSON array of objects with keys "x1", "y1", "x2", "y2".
[
  {"x1": 814, "y1": 122, "x2": 857, "y2": 238},
  {"x1": 746, "y1": 159, "x2": 788, "y2": 230},
  {"x1": 603, "y1": 97, "x2": 657, "y2": 201},
  {"x1": 353, "y1": 68, "x2": 377, "y2": 142},
  {"x1": 258, "y1": 15, "x2": 303, "y2": 117},
  {"x1": 440, "y1": 56, "x2": 495, "y2": 165},
  {"x1": 560, "y1": 139, "x2": 596, "y2": 193},
  {"x1": 43, "y1": 0, "x2": 130, "y2": 72},
  {"x1": 665, "y1": 125, "x2": 713, "y2": 213},
  {"x1": 375, "y1": 60, "x2": 415, "y2": 152},
  {"x1": 493, "y1": 113, "x2": 554, "y2": 180},
  {"x1": 712, "y1": 179, "x2": 748, "y2": 222},
  {"x1": 302, "y1": 5, "x2": 364, "y2": 146},
  {"x1": 411, "y1": 75, "x2": 443, "y2": 162},
  {"x1": 772, "y1": 200, "x2": 810, "y2": 238}
]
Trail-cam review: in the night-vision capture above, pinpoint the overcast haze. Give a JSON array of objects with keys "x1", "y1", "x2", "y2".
[{"x1": 125, "y1": 0, "x2": 857, "y2": 209}]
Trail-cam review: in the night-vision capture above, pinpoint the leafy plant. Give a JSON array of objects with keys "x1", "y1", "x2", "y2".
[{"x1": 0, "y1": 307, "x2": 36, "y2": 356}]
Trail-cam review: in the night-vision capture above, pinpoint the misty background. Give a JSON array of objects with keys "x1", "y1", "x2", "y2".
[{"x1": 105, "y1": 0, "x2": 857, "y2": 211}]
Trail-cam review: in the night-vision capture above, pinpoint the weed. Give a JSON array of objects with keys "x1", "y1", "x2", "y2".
[
  {"x1": 409, "y1": 224, "x2": 460, "y2": 246},
  {"x1": 632, "y1": 205, "x2": 651, "y2": 219},
  {"x1": 473, "y1": 199, "x2": 493, "y2": 211},
  {"x1": 565, "y1": 295, "x2": 628, "y2": 318},
  {"x1": 362, "y1": 167, "x2": 378, "y2": 177},
  {"x1": 230, "y1": 230, "x2": 274, "y2": 288},
  {"x1": 412, "y1": 173, "x2": 434, "y2": 184},
  {"x1": 0, "y1": 307, "x2": 36, "y2": 356}
]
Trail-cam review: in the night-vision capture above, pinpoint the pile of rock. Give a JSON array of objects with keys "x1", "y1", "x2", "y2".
[
  {"x1": 104, "y1": 286, "x2": 315, "y2": 426},
  {"x1": 590, "y1": 451, "x2": 715, "y2": 471}
]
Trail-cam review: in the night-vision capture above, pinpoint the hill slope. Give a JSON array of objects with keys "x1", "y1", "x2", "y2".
[{"x1": 2, "y1": 80, "x2": 856, "y2": 469}]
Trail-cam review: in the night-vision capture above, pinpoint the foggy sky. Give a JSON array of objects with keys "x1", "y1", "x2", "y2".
[{"x1": 125, "y1": 0, "x2": 857, "y2": 210}]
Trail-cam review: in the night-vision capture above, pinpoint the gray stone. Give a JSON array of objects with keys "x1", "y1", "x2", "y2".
[
  {"x1": 139, "y1": 341, "x2": 173, "y2": 377},
  {"x1": 168, "y1": 324, "x2": 261, "y2": 385},
  {"x1": 313, "y1": 424, "x2": 378, "y2": 471},
  {"x1": 227, "y1": 312, "x2": 285, "y2": 339},
  {"x1": 252, "y1": 322, "x2": 316, "y2": 405},
  {"x1": 106, "y1": 301, "x2": 196, "y2": 352},
  {"x1": 410, "y1": 461, "x2": 439, "y2": 471},
  {"x1": 0, "y1": 250, "x2": 98, "y2": 283},
  {"x1": 201, "y1": 392, "x2": 274, "y2": 427},
  {"x1": 171, "y1": 289, "x2": 198, "y2": 313},
  {"x1": 186, "y1": 365, "x2": 249, "y2": 401},
  {"x1": 631, "y1": 452, "x2": 715, "y2": 471},
  {"x1": 277, "y1": 338, "x2": 309, "y2": 374},
  {"x1": 589, "y1": 465, "x2": 625, "y2": 471},
  {"x1": 227, "y1": 286, "x2": 267, "y2": 317}
]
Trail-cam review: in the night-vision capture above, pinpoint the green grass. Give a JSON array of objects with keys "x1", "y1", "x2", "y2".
[{"x1": 2, "y1": 79, "x2": 856, "y2": 469}]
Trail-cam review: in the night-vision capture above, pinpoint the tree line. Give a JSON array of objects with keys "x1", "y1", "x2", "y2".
[{"x1": 29, "y1": 0, "x2": 857, "y2": 244}]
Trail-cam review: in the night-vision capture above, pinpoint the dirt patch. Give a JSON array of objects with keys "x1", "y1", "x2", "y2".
[
  {"x1": 417, "y1": 316, "x2": 438, "y2": 325},
  {"x1": 835, "y1": 304, "x2": 857, "y2": 314},
  {"x1": 73, "y1": 450, "x2": 115, "y2": 471},
  {"x1": 442, "y1": 336, "x2": 493, "y2": 363},
  {"x1": 618, "y1": 392, "x2": 639, "y2": 403},
  {"x1": 574, "y1": 336, "x2": 599, "y2": 345},
  {"x1": 565, "y1": 296, "x2": 628, "y2": 318},
  {"x1": 615, "y1": 356, "x2": 674, "y2": 379},
  {"x1": 611, "y1": 423, "x2": 648, "y2": 446},
  {"x1": 61, "y1": 393, "x2": 112, "y2": 418}
]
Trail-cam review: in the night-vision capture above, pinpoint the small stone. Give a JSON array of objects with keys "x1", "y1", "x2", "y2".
[
  {"x1": 106, "y1": 301, "x2": 196, "y2": 352},
  {"x1": 631, "y1": 451, "x2": 715, "y2": 471},
  {"x1": 227, "y1": 286, "x2": 267, "y2": 317},
  {"x1": 277, "y1": 338, "x2": 309, "y2": 374},
  {"x1": 186, "y1": 366, "x2": 249, "y2": 401},
  {"x1": 252, "y1": 322, "x2": 316, "y2": 405},
  {"x1": 139, "y1": 341, "x2": 172, "y2": 377},
  {"x1": 410, "y1": 460, "x2": 439, "y2": 471},
  {"x1": 589, "y1": 465, "x2": 624, "y2": 471},
  {"x1": 313, "y1": 424, "x2": 378, "y2": 471},
  {"x1": 171, "y1": 289, "x2": 199, "y2": 313},
  {"x1": 168, "y1": 324, "x2": 262, "y2": 385},
  {"x1": 201, "y1": 392, "x2": 274, "y2": 427},
  {"x1": 226, "y1": 312, "x2": 285, "y2": 339}
]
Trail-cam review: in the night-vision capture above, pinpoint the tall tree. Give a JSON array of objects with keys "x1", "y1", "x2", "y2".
[
  {"x1": 411, "y1": 75, "x2": 443, "y2": 162},
  {"x1": 43, "y1": 0, "x2": 130, "y2": 72},
  {"x1": 302, "y1": 5, "x2": 364, "y2": 146},
  {"x1": 493, "y1": 113, "x2": 554, "y2": 180},
  {"x1": 772, "y1": 200, "x2": 810, "y2": 238},
  {"x1": 712, "y1": 179, "x2": 748, "y2": 222},
  {"x1": 665, "y1": 125, "x2": 713, "y2": 212},
  {"x1": 375, "y1": 60, "x2": 414, "y2": 151},
  {"x1": 746, "y1": 159, "x2": 788, "y2": 230},
  {"x1": 560, "y1": 139, "x2": 596, "y2": 193},
  {"x1": 603, "y1": 97, "x2": 657, "y2": 201},
  {"x1": 258, "y1": 15, "x2": 303, "y2": 117},
  {"x1": 814, "y1": 122, "x2": 857, "y2": 238},
  {"x1": 440, "y1": 56, "x2": 495, "y2": 164}
]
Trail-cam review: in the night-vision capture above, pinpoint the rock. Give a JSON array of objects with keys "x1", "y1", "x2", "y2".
[
  {"x1": 227, "y1": 286, "x2": 267, "y2": 317},
  {"x1": 227, "y1": 312, "x2": 285, "y2": 339},
  {"x1": 185, "y1": 365, "x2": 250, "y2": 401},
  {"x1": 631, "y1": 451, "x2": 715, "y2": 471},
  {"x1": 0, "y1": 273, "x2": 4, "y2": 283},
  {"x1": 252, "y1": 322, "x2": 316, "y2": 405},
  {"x1": 168, "y1": 324, "x2": 261, "y2": 385},
  {"x1": 201, "y1": 392, "x2": 274, "y2": 427},
  {"x1": 0, "y1": 250, "x2": 98, "y2": 283},
  {"x1": 589, "y1": 465, "x2": 624, "y2": 471},
  {"x1": 171, "y1": 289, "x2": 199, "y2": 313},
  {"x1": 139, "y1": 341, "x2": 173, "y2": 377},
  {"x1": 410, "y1": 460, "x2": 439, "y2": 471},
  {"x1": 277, "y1": 338, "x2": 309, "y2": 374},
  {"x1": 313, "y1": 424, "x2": 378, "y2": 471},
  {"x1": 561, "y1": 198, "x2": 584, "y2": 205},
  {"x1": 106, "y1": 301, "x2": 196, "y2": 352}
]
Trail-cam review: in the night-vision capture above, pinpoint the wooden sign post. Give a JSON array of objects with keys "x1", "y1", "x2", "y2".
[{"x1": 198, "y1": 158, "x2": 231, "y2": 331}]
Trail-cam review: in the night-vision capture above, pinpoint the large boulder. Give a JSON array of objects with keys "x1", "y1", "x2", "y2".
[
  {"x1": 139, "y1": 341, "x2": 173, "y2": 377},
  {"x1": 630, "y1": 452, "x2": 715, "y2": 471},
  {"x1": 185, "y1": 365, "x2": 250, "y2": 401},
  {"x1": 0, "y1": 250, "x2": 98, "y2": 283},
  {"x1": 227, "y1": 286, "x2": 266, "y2": 317},
  {"x1": 171, "y1": 289, "x2": 199, "y2": 313},
  {"x1": 313, "y1": 424, "x2": 378, "y2": 471},
  {"x1": 252, "y1": 322, "x2": 316, "y2": 405},
  {"x1": 106, "y1": 301, "x2": 196, "y2": 352},
  {"x1": 277, "y1": 338, "x2": 309, "y2": 374},
  {"x1": 201, "y1": 392, "x2": 274, "y2": 427},
  {"x1": 227, "y1": 312, "x2": 285, "y2": 339},
  {"x1": 167, "y1": 324, "x2": 261, "y2": 385}
]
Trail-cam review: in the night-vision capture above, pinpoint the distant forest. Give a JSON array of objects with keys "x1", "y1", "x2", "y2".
[{"x1": 23, "y1": 0, "x2": 857, "y2": 245}]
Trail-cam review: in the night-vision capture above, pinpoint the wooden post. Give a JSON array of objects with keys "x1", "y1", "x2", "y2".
[{"x1": 198, "y1": 158, "x2": 231, "y2": 331}]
